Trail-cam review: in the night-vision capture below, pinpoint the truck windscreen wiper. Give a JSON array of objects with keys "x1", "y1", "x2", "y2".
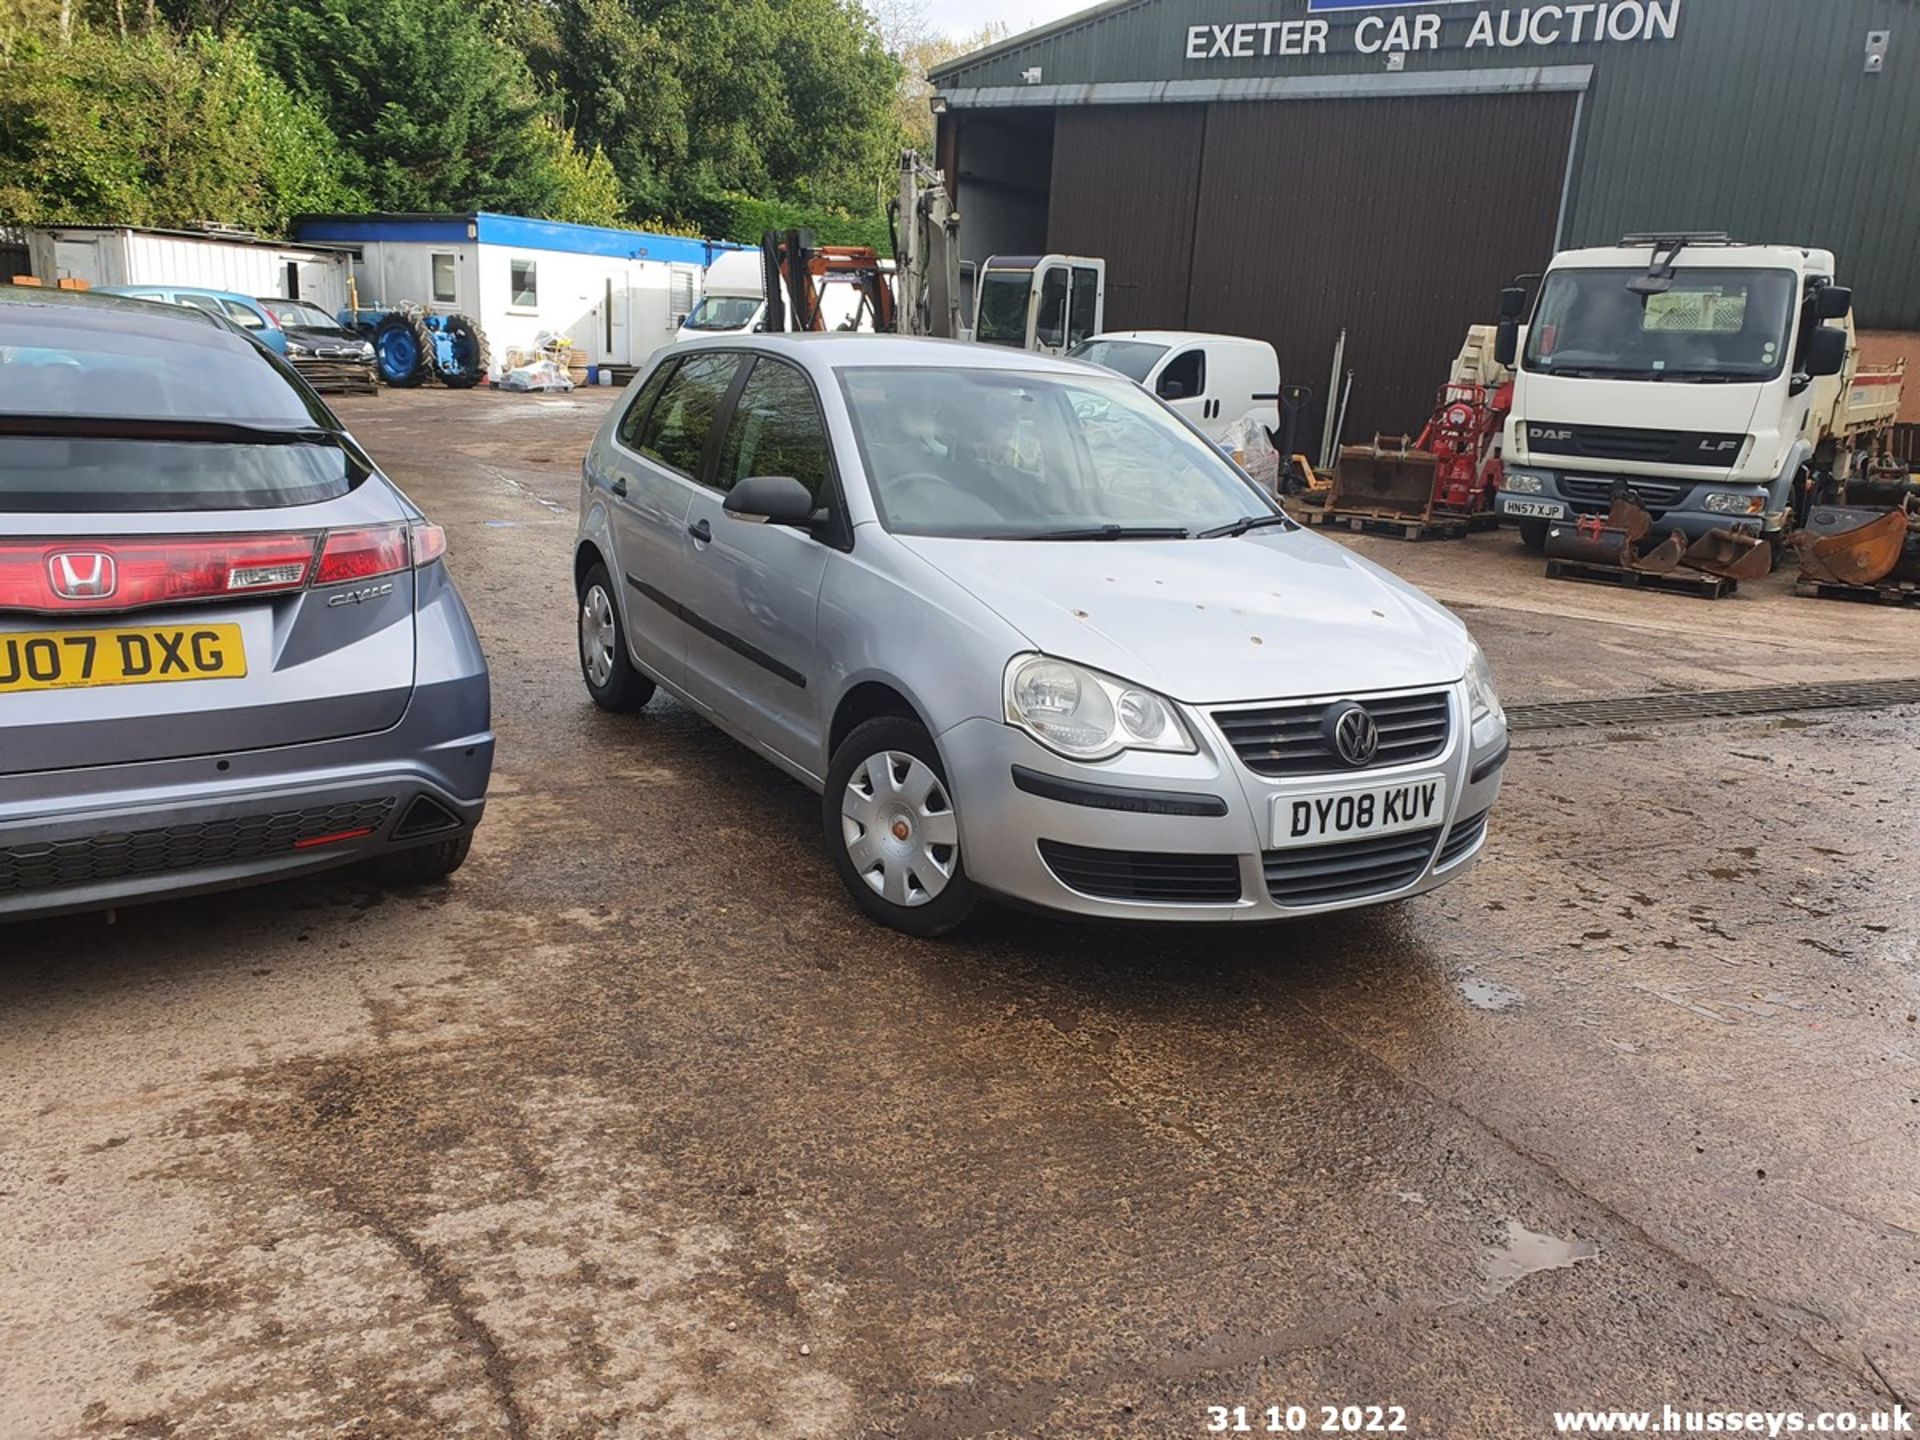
[
  {"x1": 1196, "y1": 513, "x2": 1294, "y2": 539},
  {"x1": 1016, "y1": 524, "x2": 1191, "y2": 541}
]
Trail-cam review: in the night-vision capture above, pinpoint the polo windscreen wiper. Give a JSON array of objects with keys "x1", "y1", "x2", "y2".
[
  {"x1": 1016, "y1": 525, "x2": 1192, "y2": 541},
  {"x1": 1197, "y1": 513, "x2": 1293, "y2": 539}
]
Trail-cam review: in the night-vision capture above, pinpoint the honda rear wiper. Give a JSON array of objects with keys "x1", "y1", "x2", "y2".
[
  {"x1": 1016, "y1": 524, "x2": 1191, "y2": 541},
  {"x1": 1197, "y1": 513, "x2": 1294, "y2": 539},
  {"x1": 0, "y1": 414, "x2": 341, "y2": 445}
]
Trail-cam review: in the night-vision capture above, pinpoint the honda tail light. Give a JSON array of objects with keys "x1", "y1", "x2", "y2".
[
  {"x1": 315, "y1": 525, "x2": 412, "y2": 584},
  {"x1": 409, "y1": 522, "x2": 447, "y2": 567},
  {"x1": 0, "y1": 520, "x2": 449, "y2": 613},
  {"x1": 0, "y1": 535, "x2": 317, "y2": 613},
  {"x1": 313, "y1": 522, "x2": 448, "y2": 585}
]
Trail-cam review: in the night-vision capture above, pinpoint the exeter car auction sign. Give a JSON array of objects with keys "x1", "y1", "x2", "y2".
[{"x1": 1185, "y1": 0, "x2": 1680, "y2": 60}]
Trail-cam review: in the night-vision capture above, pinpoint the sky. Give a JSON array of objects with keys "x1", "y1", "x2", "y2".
[{"x1": 925, "y1": 0, "x2": 1095, "y2": 43}]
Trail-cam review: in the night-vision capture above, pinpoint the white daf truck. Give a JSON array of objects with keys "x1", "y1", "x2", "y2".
[{"x1": 1492, "y1": 234, "x2": 1900, "y2": 552}]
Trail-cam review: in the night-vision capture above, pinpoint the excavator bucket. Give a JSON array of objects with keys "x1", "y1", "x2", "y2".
[
  {"x1": 1605, "y1": 498, "x2": 1655, "y2": 547},
  {"x1": 1629, "y1": 531, "x2": 1688, "y2": 575},
  {"x1": 1544, "y1": 515, "x2": 1634, "y2": 567},
  {"x1": 1679, "y1": 528, "x2": 1772, "y2": 581},
  {"x1": 1331, "y1": 438, "x2": 1438, "y2": 522},
  {"x1": 1793, "y1": 507, "x2": 1910, "y2": 587}
]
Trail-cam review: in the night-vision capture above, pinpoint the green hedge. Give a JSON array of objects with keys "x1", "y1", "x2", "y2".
[{"x1": 683, "y1": 191, "x2": 892, "y2": 254}]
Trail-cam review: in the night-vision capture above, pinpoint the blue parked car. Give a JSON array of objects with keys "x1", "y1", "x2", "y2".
[{"x1": 94, "y1": 286, "x2": 376, "y2": 393}]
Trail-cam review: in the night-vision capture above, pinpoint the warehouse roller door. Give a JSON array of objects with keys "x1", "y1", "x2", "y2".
[{"x1": 1047, "y1": 89, "x2": 1577, "y2": 442}]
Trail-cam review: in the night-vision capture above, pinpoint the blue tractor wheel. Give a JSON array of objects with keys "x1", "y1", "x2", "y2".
[
  {"x1": 437, "y1": 314, "x2": 490, "y2": 389},
  {"x1": 373, "y1": 313, "x2": 431, "y2": 388}
]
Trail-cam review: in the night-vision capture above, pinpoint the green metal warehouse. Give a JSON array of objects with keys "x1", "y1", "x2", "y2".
[{"x1": 931, "y1": 0, "x2": 1920, "y2": 437}]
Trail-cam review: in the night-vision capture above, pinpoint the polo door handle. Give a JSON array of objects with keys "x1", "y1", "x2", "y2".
[
  {"x1": 610, "y1": 476, "x2": 628, "y2": 498},
  {"x1": 688, "y1": 517, "x2": 712, "y2": 543}
]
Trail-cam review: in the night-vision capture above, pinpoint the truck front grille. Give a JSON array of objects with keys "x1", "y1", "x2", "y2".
[{"x1": 1559, "y1": 476, "x2": 1694, "y2": 512}]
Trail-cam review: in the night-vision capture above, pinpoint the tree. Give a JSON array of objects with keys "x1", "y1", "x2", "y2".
[
  {"x1": 888, "y1": 21, "x2": 1005, "y2": 151},
  {"x1": 250, "y1": 0, "x2": 559, "y2": 213},
  {"x1": 0, "y1": 17, "x2": 362, "y2": 229}
]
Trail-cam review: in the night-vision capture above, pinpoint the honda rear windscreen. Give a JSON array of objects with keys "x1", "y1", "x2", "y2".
[{"x1": 0, "y1": 308, "x2": 362, "y2": 511}]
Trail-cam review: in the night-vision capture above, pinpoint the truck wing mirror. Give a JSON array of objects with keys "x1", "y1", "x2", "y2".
[
  {"x1": 1812, "y1": 285, "x2": 1852, "y2": 321},
  {"x1": 1801, "y1": 326, "x2": 1847, "y2": 380},
  {"x1": 1498, "y1": 286, "x2": 1529, "y2": 320},
  {"x1": 1494, "y1": 317, "x2": 1519, "y2": 368},
  {"x1": 1158, "y1": 379, "x2": 1186, "y2": 399}
]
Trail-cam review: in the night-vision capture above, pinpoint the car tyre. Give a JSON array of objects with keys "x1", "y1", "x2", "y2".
[
  {"x1": 578, "y1": 562, "x2": 655, "y2": 712},
  {"x1": 824, "y1": 716, "x2": 976, "y2": 937},
  {"x1": 1517, "y1": 517, "x2": 1550, "y2": 553},
  {"x1": 375, "y1": 834, "x2": 471, "y2": 886}
]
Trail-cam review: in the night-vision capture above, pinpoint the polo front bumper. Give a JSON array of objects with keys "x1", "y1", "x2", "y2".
[{"x1": 938, "y1": 686, "x2": 1506, "y2": 923}]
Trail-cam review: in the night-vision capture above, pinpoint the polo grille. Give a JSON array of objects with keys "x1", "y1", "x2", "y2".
[
  {"x1": 1215, "y1": 691, "x2": 1451, "y2": 777},
  {"x1": 1038, "y1": 841, "x2": 1242, "y2": 904},
  {"x1": 1436, "y1": 810, "x2": 1490, "y2": 868},
  {"x1": 0, "y1": 798, "x2": 395, "y2": 896},
  {"x1": 1264, "y1": 826, "x2": 1442, "y2": 907}
]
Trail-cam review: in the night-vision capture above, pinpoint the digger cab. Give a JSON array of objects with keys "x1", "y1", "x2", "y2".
[{"x1": 973, "y1": 255, "x2": 1105, "y2": 355}]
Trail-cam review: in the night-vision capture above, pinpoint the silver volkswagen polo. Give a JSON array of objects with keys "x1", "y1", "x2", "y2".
[{"x1": 574, "y1": 335, "x2": 1506, "y2": 936}]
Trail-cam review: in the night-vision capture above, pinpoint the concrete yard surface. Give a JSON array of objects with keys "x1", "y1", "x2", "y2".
[{"x1": 1, "y1": 387, "x2": 1915, "y2": 1438}]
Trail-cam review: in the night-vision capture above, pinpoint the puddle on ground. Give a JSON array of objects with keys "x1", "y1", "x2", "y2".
[
  {"x1": 1484, "y1": 1220, "x2": 1600, "y2": 1294},
  {"x1": 1458, "y1": 978, "x2": 1524, "y2": 1012}
]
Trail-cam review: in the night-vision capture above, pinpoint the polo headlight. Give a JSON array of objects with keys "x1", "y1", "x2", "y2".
[
  {"x1": 1703, "y1": 491, "x2": 1766, "y2": 515},
  {"x1": 285, "y1": 340, "x2": 314, "y2": 357},
  {"x1": 1005, "y1": 655, "x2": 1194, "y2": 761},
  {"x1": 1503, "y1": 471, "x2": 1545, "y2": 495},
  {"x1": 1465, "y1": 641, "x2": 1505, "y2": 727}
]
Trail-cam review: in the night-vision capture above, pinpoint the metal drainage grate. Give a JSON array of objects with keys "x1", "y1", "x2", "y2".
[{"x1": 1507, "y1": 677, "x2": 1920, "y2": 732}]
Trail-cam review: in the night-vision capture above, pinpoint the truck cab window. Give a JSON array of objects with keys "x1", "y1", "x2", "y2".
[
  {"x1": 1068, "y1": 267, "x2": 1100, "y2": 348},
  {"x1": 1034, "y1": 267, "x2": 1069, "y2": 349}
]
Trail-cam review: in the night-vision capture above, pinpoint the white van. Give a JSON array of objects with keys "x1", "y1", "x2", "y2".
[
  {"x1": 675, "y1": 249, "x2": 884, "y2": 343},
  {"x1": 1067, "y1": 331, "x2": 1281, "y2": 442}
]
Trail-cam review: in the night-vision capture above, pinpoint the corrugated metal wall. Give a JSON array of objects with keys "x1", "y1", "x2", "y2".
[
  {"x1": 1048, "y1": 107, "x2": 1206, "y2": 332},
  {"x1": 1047, "y1": 91, "x2": 1575, "y2": 439},
  {"x1": 1560, "y1": 0, "x2": 1920, "y2": 322},
  {"x1": 938, "y1": 0, "x2": 1920, "y2": 328}
]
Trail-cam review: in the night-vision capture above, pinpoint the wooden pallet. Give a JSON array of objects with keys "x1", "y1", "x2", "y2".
[
  {"x1": 1295, "y1": 505, "x2": 1498, "y2": 541},
  {"x1": 1545, "y1": 557, "x2": 1738, "y2": 599},
  {"x1": 1794, "y1": 576, "x2": 1920, "y2": 607}
]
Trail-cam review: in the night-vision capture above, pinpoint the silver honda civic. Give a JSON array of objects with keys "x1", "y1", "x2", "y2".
[
  {"x1": 573, "y1": 334, "x2": 1506, "y2": 936},
  {"x1": 0, "y1": 286, "x2": 492, "y2": 921}
]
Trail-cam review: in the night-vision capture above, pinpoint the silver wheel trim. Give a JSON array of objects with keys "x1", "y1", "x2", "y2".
[
  {"x1": 581, "y1": 584, "x2": 617, "y2": 688},
  {"x1": 840, "y1": 750, "x2": 959, "y2": 908}
]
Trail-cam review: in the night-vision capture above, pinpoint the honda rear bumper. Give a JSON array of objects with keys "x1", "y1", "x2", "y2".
[{"x1": 0, "y1": 672, "x2": 492, "y2": 921}]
